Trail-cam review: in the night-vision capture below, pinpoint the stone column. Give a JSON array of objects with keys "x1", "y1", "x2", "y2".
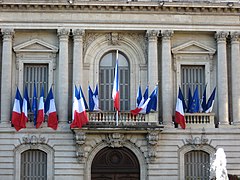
[
  {"x1": 72, "y1": 29, "x2": 85, "y2": 87},
  {"x1": 1, "y1": 29, "x2": 14, "y2": 125},
  {"x1": 146, "y1": 30, "x2": 159, "y2": 89},
  {"x1": 161, "y1": 30, "x2": 173, "y2": 125},
  {"x1": 230, "y1": 32, "x2": 240, "y2": 125},
  {"x1": 215, "y1": 32, "x2": 229, "y2": 125},
  {"x1": 57, "y1": 29, "x2": 69, "y2": 123}
]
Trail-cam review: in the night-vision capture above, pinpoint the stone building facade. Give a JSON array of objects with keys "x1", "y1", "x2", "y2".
[{"x1": 0, "y1": 0, "x2": 240, "y2": 179}]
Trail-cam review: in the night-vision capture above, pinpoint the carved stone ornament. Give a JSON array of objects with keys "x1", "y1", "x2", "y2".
[
  {"x1": 215, "y1": 31, "x2": 228, "y2": 42},
  {"x1": 146, "y1": 131, "x2": 159, "y2": 162},
  {"x1": 75, "y1": 132, "x2": 86, "y2": 163},
  {"x1": 105, "y1": 133, "x2": 125, "y2": 148},
  {"x1": 185, "y1": 128, "x2": 208, "y2": 148},
  {"x1": 146, "y1": 30, "x2": 159, "y2": 41},
  {"x1": 1, "y1": 28, "x2": 14, "y2": 40},
  {"x1": 107, "y1": 32, "x2": 120, "y2": 45},
  {"x1": 230, "y1": 31, "x2": 240, "y2": 42},
  {"x1": 161, "y1": 30, "x2": 174, "y2": 41},
  {"x1": 22, "y1": 135, "x2": 46, "y2": 145}
]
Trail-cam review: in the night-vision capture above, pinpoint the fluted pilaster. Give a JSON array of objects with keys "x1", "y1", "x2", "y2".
[
  {"x1": 57, "y1": 28, "x2": 69, "y2": 123},
  {"x1": 1, "y1": 28, "x2": 14, "y2": 125},
  {"x1": 215, "y1": 31, "x2": 229, "y2": 125},
  {"x1": 161, "y1": 30, "x2": 174, "y2": 125}
]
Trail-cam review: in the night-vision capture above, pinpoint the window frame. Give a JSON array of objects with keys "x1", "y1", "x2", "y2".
[{"x1": 14, "y1": 143, "x2": 54, "y2": 180}]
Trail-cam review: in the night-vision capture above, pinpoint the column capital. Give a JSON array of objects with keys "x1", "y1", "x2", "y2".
[
  {"x1": 1, "y1": 28, "x2": 14, "y2": 40},
  {"x1": 73, "y1": 29, "x2": 85, "y2": 37},
  {"x1": 230, "y1": 31, "x2": 240, "y2": 42},
  {"x1": 161, "y1": 30, "x2": 174, "y2": 40},
  {"x1": 146, "y1": 30, "x2": 159, "y2": 41},
  {"x1": 57, "y1": 28, "x2": 70, "y2": 40},
  {"x1": 215, "y1": 31, "x2": 228, "y2": 42}
]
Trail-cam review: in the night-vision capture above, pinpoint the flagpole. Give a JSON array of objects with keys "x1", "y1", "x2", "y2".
[{"x1": 116, "y1": 50, "x2": 119, "y2": 126}]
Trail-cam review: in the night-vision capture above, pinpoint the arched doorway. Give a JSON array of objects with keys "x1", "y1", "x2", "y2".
[{"x1": 91, "y1": 147, "x2": 140, "y2": 180}]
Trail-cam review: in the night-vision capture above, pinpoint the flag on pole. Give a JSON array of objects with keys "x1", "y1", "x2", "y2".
[
  {"x1": 136, "y1": 85, "x2": 142, "y2": 107},
  {"x1": 36, "y1": 86, "x2": 45, "y2": 128},
  {"x1": 72, "y1": 85, "x2": 80, "y2": 120},
  {"x1": 88, "y1": 84, "x2": 99, "y2": 111},
  {"x1": 32, "y1": 82, "x2": 38, "y2": 126},
  {"x1": 112, "y1": 58, "x2": 120, "y2": 111},
  {"x1": 44, "y1": 87, "x2": 58, "y2": 130},
  {"x1": 11, "y1": 87, "x2": 23, "y2": 131},
  {"x1": 131, "y1": 86, "x2": 158, "y2": 115},
  {"x1": 79, "y1": 86, "x2": 88, "y2": 110},
  {"x1": 201, "y1": 84, "x2": 207, "y2": 112},
  {"x1": 187, "y1": 87, "x2": 192, "y2": 112},
  {"x1": 20, "y1": 86, "x2": 30, "y2": 129},
  {"x1": 205, "y1": 87, "x2": 216, "y2": 113},
  {"x1": 188, "y1": 86, "x2": 200, "y2": 113},
  {"x1": 175, "y1": 87, "x2": 186, "y2": 129},
  {"x1": 138, "y1": 86, "x2": 148, "y2": 108},
  {"x1": 71, "y1": 86, "x2": 89, "y2": 128}
]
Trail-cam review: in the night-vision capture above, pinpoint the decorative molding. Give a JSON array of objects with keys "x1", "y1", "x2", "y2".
[
  {"x1": 83, "y1": 32, "x2": 101, "y2": 56},
  {"x1": 57, "y1": 28, "x2": 70, "y2": 40},
  {"x1": 105, "y1": 133, "x2": 125, "y2": 148},
  {"x1": 185, "y1": 128, "x2": 209, "y2": 148},
  {"x1": 22, "y1": 135, "x2": 46, "y2": 145},
  {"x1": 73, "y1": 29, "x2": 85, "y2": 39},
  {"x1": 146, "y1": 131, "x2": 159, "y2": 162}
]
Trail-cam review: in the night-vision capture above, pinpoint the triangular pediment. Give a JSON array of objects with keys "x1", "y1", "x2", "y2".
[
  {"x1": 13, "y1": 39, "x2": 58, "y2": 53},
  {"x1": 172, "y1": 41, "x2": 215, "y2": 55}
]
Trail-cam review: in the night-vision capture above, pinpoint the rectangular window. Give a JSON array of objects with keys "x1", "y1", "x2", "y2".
[
  {"x1": 24, "y1": 64, "x2": 49, "y2": 101},
  {"x1": 181, "y1": 65, "x2": 205, "y2": 104}
]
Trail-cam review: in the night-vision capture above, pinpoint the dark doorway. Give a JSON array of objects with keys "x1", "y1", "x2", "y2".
[{"x1": 91, "y1": 147, "x2": 140, "y2": 180}]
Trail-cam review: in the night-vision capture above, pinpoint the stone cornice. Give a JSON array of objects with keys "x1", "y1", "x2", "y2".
[{"x1": 0, "y1": 2, "x2": 239, "y2": 15}]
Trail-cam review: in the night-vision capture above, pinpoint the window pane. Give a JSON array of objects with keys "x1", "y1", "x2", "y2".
[
  {"x1": 99, "y1": 51, "x2": 130, "y2": 111},
  {"x1": 21, "y1": 150, "x2": 47, "y2": 180},
  {"x1": 185, "y1": 150, "x2": 210, "y2": 180}
]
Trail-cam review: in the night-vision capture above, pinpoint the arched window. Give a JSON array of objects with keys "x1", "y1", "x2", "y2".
[
  {"x1": 21, "y1": 149, "x2": 47, "y2": 180},
  {"x1": 184, "y1": 150, "x2": 210, "y2": 180},
  {"x1": 99, "y1": 51, "x2": 130, "y2": 111}
]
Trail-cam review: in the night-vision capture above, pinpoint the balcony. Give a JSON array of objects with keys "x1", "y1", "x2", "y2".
[
  {"x1": 184, "y1": 113, "x2": 215, "y2": 128},
  {"x1": 86, "y1": 111, "x2": 159, "y2": 127}
]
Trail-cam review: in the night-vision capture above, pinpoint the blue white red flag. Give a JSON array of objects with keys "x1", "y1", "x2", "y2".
[
  {"x1": 205, "y1": 87, "x2": 216, "y2": 113},
  {"x1": 138, "y1": 86, "x2": 148, "y2": 108},
  {"x1": 188, "y1": 86, "x2": 200, "y2": 113},
  {"x1": 72, "y1": 85, "x2": 80, "y2": 120},
  {"x1": 11, "y1": 87, "x2": 23, "y2": 131},
  {"x1": 112, "y1": 59, "x2": 120, "y2": 111},
  {"x1": 80, "y1": 86, "x2": 88, "y2": 110},
  {"x1": 20, "y1": 86, "x2": 30, "y2": 129},
  {"x1": 36, "y1": 86, "x2": 45, "y2": 128},
  {"x1": 88, "y1": 84, "x2": 99, "y2": 111},
  {"x1": 131, "y1": 86, "x2": 158, "y2": 115},
  {"x1": 136, "y1": 85, "x2": 142, "y2": 107},
  {"x1": 187, "y1": 87, "x2": 192, "y2": 112},
  {"x1": 201, "y1": 84, "x2": 207, "y2": 112},
  {"x1": 44, "y1": 87, "x2": 58, "y2": 130},
  {"x1": 32, "y1": 82, "x2": 38, "y2": 126},
  {"x1": 71, "y1": 86, "x2": 89, "y2": 128},
  {"x1": 175, "y1": 87, "x2": 186, "y2": 129}
]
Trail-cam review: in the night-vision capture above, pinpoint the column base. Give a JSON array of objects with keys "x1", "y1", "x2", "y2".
[{"x1": 0, "y1": 122, "x2": 12, "y2": 128}]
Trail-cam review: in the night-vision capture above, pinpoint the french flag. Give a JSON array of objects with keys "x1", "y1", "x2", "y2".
[
  {"x1": 44, "y1": 87, "x2": 58, "y2": 130},
  {"x1": 175, "y1": 87, "x2": 186, "y2": 129},
  {"x1": 36, "y1": 86, "x2": 45, "y2": 128},
  {"x1": 11, "y1": 87, "x2": 23, "y2": 131},
  {"x1": 131, "y1": 86, "x2": 158, "y2": 115},
  {"x1": 88, "y1": 84, "x2": 99, "y2": 111},
  {"x1": 204, "y1": 87, "x2": 216, "y2": 113},
  {"x1": 20, "y1": 86, "x2": 30, "y2": 129},
  {"x1": 136, "y1": 85, "x2": 142, "y2": 107},
  {"x1": 70, "y1": 86, "x2": 89, "y2": 129},
  {"x1": 112, "y1": 59, "x2": 120, "y2": 111}
]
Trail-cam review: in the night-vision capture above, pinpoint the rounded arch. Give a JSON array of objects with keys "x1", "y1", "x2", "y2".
[
  {"x1": 14, "y1": 143, "x2": 54, "y2": 180},
  {"x1": 85, "y1": 141, "x2": 147, "y2": 180},
  {"x1": 178, "y1": 144, "x2": 216, "y2": 180},
  {"x1": 84, "y1": 34, "x2": 146, "y2": 110}
]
